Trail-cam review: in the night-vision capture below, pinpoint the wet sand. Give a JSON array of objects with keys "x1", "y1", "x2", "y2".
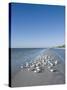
[{"x1": 11, "y1": 49, "x2": 65, "y2": 87}]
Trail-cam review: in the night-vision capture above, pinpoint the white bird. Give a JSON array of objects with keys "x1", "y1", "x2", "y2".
[
  {"x1": 55, "y1": 60, "x2": 58, "y2": 65},
  {"x1": 50, "y1": 69, "x2": 54, "y2": 72},
  {"x1": 34, "y1": 70, "x2": 37, "y2": 73},
  {"x1": 49, "y1": 69, "x2": 56, "y2": 72},
  {"x1": 25, "y1": 62, "x2": 29, "y2": 67},
  {"x1": 21, "y1": 65, "x2": 23, "y2": 69}
]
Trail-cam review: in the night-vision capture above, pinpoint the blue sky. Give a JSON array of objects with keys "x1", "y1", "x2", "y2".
[{"x1": 11, "y1": 3, "x2": 65, "y2": 48}]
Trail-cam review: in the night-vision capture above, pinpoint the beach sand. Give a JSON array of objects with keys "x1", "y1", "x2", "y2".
[{"x1": 11, "y1": 49, "x2": 65, "y2": 87}]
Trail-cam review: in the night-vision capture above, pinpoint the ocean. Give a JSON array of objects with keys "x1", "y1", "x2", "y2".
[{"x1": 51, "y1": 48, "x2": 65, "y2": 62}]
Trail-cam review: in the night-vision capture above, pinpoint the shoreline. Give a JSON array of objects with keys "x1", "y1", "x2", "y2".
[{"x1": 53, "y1": 48, "x2": 65, "y2": 49}]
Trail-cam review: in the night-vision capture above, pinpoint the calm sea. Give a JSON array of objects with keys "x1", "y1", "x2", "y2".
[{"x1": 51, "y1": 48, "x2": 65, "y2": 61}]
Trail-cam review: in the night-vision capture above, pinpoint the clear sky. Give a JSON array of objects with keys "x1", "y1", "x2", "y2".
[{"x1": 11, "y1": 3, "x2": 65, "y2": 48}]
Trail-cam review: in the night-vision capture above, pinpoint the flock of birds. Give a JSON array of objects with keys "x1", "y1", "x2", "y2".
[{"x1": 21, "y1": 55, "x2": 58, "y2": 73}]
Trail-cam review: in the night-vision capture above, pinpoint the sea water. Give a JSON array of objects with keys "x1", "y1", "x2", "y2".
[{"x1": 52, "y1": 48, "x2": 65, "y2": 62}]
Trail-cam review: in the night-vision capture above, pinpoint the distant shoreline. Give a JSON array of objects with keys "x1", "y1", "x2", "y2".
[{"x1": 53, "y1": 48, "x2": 65, "y2": 49}]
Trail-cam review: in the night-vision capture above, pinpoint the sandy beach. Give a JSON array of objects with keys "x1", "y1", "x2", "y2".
[{"x1": 11, "y1": 49, "x2": 65, "y2": 87}]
